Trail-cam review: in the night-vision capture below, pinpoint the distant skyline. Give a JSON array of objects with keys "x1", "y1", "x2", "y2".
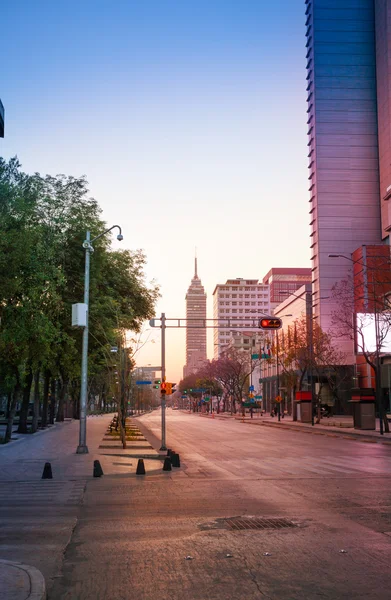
[{"x1": 1, "y1": 1, "x2": 310, "y2": 383}]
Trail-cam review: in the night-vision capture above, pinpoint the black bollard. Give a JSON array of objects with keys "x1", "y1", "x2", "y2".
[
  {"x1": 136, "y1": 458, "x2": 146, "y2": 475},
  {"x1": 171, "y1": 453, "x2": 180, "y2": 468},
  {"x1": 163, "y1": 457, "x2": 172, "y2": 471},
  {"x1": 93, "y1": 460, "x2": 104, "y2": 477},
  {"x1": 166, "y1": 448, "x2": 172, "y2": 456},
  {"x1": 42, "y1": 462, "x2": 53, "y2": 479}
]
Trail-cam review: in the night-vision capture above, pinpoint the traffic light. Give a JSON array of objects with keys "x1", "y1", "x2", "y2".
[
  {"x1": 166, "y1": 383, "x2": 172, "y2": 395},
  {"x1": 154, "y1": 378, "x2": 161, "y2": 389},
  {"x1": 160, "y1": 382, "x2": 167, "y2": 394},
  {"x1": 259, "y1": 318, "x2": 282, "y2": 330}
]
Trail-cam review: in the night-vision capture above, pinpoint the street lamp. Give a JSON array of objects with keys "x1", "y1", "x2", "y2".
[
  {"x1": 273, "y1": 314, "x2": 292, "y2": 421},
  {"x1": 328, "y1": 253, "x2": 387, "y2": 435},
  {"x1": 76, "y1": 225, "x2": 123, "y2": 454}
]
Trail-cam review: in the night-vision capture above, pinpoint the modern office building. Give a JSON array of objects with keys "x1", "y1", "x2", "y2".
[
  {"x1": 213, "y1": 278, "x2": 270, "y2": 357},
  {"x1": 183, "y1": 257, "x2": 207, "y2": 378},
  {"x1": 0, "y1": 99, "x2": 4, "y2": 137},
  {"x1": 262, "y1": 268, "x2": 312, "y2": 312},
  {"x1": 305, "y1": 0, "x2": 391, "y2": 360}
]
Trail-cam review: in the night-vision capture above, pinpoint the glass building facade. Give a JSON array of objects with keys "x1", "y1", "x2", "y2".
[{"x1": 304, "y1": 0, "x2": 391, "y2": 358}]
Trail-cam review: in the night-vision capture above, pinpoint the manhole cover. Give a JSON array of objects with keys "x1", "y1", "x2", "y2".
[{"x1": 199, "y1": 517, "x2": 299, "y2": 531}]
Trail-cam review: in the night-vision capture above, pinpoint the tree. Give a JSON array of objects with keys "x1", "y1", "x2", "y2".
[
  {"x1": 0, "y1": 157, "x2": 159, "y2": 442},
  {"x1": 332, "y1": 274, "x2": 390, "y2": 431}
]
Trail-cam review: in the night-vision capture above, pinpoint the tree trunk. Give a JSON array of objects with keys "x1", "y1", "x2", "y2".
[
  {"x1": 56, "y1": 378, "x2": 67, "y2": 422},
  {"x1": 6, "y1": 392, "x2": 12, "y2": 419},
  {"x1": 31, "y1": 370, "x2": 41, "y2": 433},
  {"x1": 49, "y1": 378, "x2": 56, "y2": 425},
  {"x1": 41, "y1": 370, "x2": 50, "y2": 429},
  {"x1": 17, "y1": 368, "x2": 33, "y2": 433},
  {"x1": 5, "y1": 381, "x2": 22, "y2": 443}
]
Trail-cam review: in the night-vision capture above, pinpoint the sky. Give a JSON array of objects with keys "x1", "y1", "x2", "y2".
[{"x1": 1, "y1": 0, "x2": 310, "y2": 384}]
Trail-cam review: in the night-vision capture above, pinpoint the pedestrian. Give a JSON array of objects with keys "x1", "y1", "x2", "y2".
[{"x1": 250, "y1": 406, "x2": 254, "y2": 419}]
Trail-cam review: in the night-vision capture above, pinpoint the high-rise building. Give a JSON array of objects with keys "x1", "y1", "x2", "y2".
[
  {"x1": 305, "y1": 0, "x2": 391, "y2": 358},
  {"x1": 213, "y1": 278, "x2": 270, "y2": 358},
  {"x1": 183, "y1": 257, "x2": 207, "y2": 378},
  {"x1": 262, "y1": 268, "x2": 312, "y2": 312}
]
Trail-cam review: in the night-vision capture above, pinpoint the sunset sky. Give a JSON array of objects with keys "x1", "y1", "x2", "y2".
[{"x1": 1, "y1": 0, "x2": 310, "y2": 384}]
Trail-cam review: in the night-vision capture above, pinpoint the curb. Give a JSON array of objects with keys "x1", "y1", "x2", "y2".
[
  {"x1": 240, "y1": 418, "x2": 391, "y2": 445},
  {"x1": 192, "y1": 411, "x2": 391, "y2": 446},
  {"x1": 0, "y1": 559, "x2": 46, "y2": 600}
]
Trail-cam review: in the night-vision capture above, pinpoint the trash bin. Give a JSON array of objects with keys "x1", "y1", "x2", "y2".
[
  {"x1": 350, "y1": 388, "x2": 376, "y2": 430},
  {"x1": 295, "y1": 391, "x2": 312, "y2": 423}
]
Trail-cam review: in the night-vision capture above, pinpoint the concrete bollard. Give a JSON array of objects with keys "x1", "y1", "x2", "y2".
[
  {"x1": 163, "y1": 457, "x2": 172, "y2": 471},
  {"x1": 93, "y1": 460, "x2": 104, "y2": 477},
  {"x1": 42, "y1": 462, "x2": 53, "y2": 479},
  {"x1": 171, "y1": 453, "x2": 180, "y2": 468},
  {"x1": 136, "y1": 459, "x2": 146, "y2": 475}
]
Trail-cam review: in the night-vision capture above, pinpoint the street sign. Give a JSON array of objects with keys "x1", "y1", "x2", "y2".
[
  {"x1": 255, "y1": 395, "x2": 262, "y2": 399},
  {"x1": 251, "y1": 353, "x2": 259, "y2": 360},
  {"x1": 191, "y1": 388, "x2": 207, "y2": 393},
  {"x1": 136, "y1": 381, "x2": 152, "y2": 385},
  {"x1": 275, "y1": 395, "x2": 282, "y2": 403},
  {"x1": 249, "y1": 385, "x2": 254, "y2": 392}
]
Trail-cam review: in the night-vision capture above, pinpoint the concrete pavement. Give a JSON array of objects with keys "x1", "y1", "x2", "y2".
[
  {"x1": 0, "y1": 559, "x2": 46, "y2": 600},
  {"x1": 49, "y1": 409, "x2": 391, "y2": 599},
  {"x1": 0, "y1": 413, "x2": 163, "y2": 599}
]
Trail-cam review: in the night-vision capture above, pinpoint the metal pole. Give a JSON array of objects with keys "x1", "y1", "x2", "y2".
[
  {"x1": 77, "y1": 231, "x2": 90, "y2": 454},
  {"x1": 307, "y1": 292, "x2": 315, "y2": 426},
  {"x1": 276, "y1": 331, "x2": 281, "y2": 422},
  {"x1": 374, "y1": 308, "x2": 384, "y2": 435},
  {"x1": 160, "y1": 312, "x2": 167, "y2": 450}
]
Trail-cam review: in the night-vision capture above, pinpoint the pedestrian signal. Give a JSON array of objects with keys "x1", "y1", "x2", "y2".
[{"x1": 259, "y1": 318, "x2": 282, "y2": 330}]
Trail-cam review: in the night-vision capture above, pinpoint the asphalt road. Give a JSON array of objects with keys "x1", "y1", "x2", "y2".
[{"x1": 47, "y1": 409, "x2": 391, "y2": 600}]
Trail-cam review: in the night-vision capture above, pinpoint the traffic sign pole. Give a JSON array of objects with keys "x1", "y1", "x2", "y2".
[{"x1": 160, "y1": 312, "x2": 167, "y2": 451}]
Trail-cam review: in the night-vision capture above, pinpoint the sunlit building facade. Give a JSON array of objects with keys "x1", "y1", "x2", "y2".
[
  {"x1": 183, "y1": 258, "x2": 207, "y2": 378},
  {"x1": 213, "y1": 278, "x2": 270, "y2": 358}
]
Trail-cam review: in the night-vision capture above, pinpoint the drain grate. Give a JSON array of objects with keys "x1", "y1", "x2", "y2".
[{"x1": 223, "y1": 517, "x2": 297, "y2": 531}]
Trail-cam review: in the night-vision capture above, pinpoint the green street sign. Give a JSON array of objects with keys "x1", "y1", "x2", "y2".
[
  {"x1": 251, "y1": 353, "x2": 259, "y2": 360},
  {"x1": 255, "y1": 395, "x2": 262, "y2": 399}
]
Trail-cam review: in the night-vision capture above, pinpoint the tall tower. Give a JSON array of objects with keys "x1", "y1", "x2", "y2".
[
  {"x1": 183, "y1": 255, "x2": 207, "y2": 378},
  {"x1": 305, "y1": 0, "x2": 382, "y2": 358}
]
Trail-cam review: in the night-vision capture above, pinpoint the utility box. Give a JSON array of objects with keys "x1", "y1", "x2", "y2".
[
  {"x1": 72, "y1": 303, "x2": 88, "y2": 327},
  {"x1": 350, "y1": 388, "x2": 376, "y2": 430},
  {"x1": 295, "y1": 391, "x2": 312, "y2": 423}
]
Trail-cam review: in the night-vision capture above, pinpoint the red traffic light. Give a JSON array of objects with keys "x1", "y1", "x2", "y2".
[
  {"x1": 160, "y1": 382, "x2": 167, "y2": 394},
  {"x1": 259, "y1": 318, "x2": 282, "y2": 330}
]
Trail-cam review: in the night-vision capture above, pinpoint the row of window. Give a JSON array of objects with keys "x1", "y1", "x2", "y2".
[
  {"x1": 219, "y1": 302, "x2": 267, "y2": 307},
  {"x1": 217, "y1": 287, "x2": 268, "y2": 292},
  {"x1": 218, "y1": 293, "x2": 268, "y2": 299}
]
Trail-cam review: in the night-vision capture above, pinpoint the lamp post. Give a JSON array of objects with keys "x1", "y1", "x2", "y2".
[
  {"x1": 76, "y1": 225, "x2": 123, "y2": 454},
  {"x1": 328, "y1": 253, "x2": 388, "y2": 435},
  {"x1": 274, "y1": 315, "x2": 292, "y2": 421}
]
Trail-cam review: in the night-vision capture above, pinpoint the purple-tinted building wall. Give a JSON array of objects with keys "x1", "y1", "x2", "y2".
[
  {"x1": 375, "y1": 0, "x2": 391, "y2": 235},
  {"x1": 305, "y1": 0, "x2": 383, "y2": 358}
]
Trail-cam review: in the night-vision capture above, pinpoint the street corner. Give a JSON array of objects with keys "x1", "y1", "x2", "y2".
[{"x1": 0, "y1": 559, "x2": 46, "y2": 600}]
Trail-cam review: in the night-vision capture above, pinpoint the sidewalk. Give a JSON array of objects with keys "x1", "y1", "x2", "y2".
[
  {"x1": 194, "y1": 411, "x2": 391, "y2": 445},
  {"x1": 1, "y1": 559, "x2": 46, "y2": 600}
]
